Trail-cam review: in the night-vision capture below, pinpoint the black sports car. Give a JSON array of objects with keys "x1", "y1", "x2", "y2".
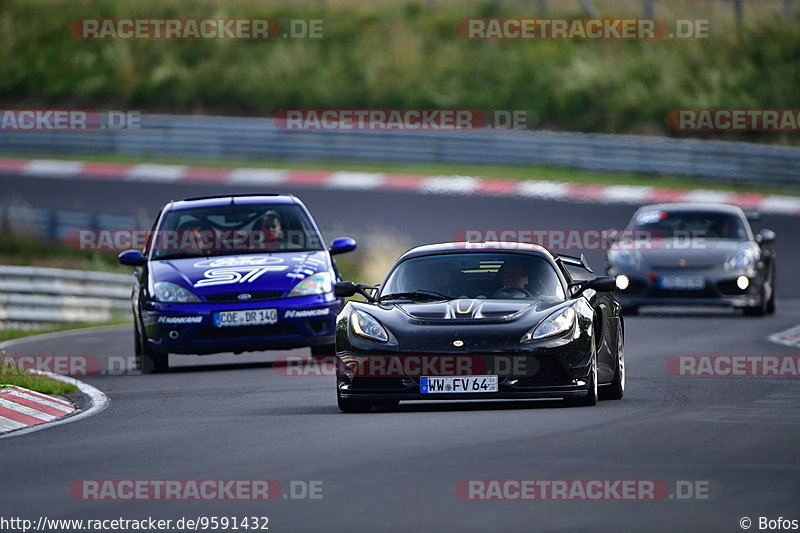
[
  {"x1": 333, "y1": 242, "x2": 624, "y2": 412},
  {"x1": 606, "y1": 203, "x2": 776, "y2": 316}
]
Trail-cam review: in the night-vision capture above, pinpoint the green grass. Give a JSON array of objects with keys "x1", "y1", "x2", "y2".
[
  {"x1": 0, "y1": 359, "x2": 79, "y2": 395},
  {"x1": 7, "y1": 151, "x2": 800, "y2": 197},
  {"x1": 0, "y1": 233, "x2": 128, "y2": 273},
  {"x1": 0, "y1": 0, "x2": 798, "y2": 143},
  {"x1": 0, "y1": 319, "x2": 131, "y2": 343}
]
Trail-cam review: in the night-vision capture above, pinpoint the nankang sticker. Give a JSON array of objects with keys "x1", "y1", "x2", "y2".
[
  {"x1": 158, "y1": 316, "x2": 203, "y2": 324},
  {"x1": 284, "y1": 308, "x2": 331, "y2": 318}
]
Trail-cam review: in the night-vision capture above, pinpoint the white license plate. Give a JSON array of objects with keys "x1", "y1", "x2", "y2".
[
  {"x1": 420, "y1": 375, "x2": 498, "y2": 394},
  {"x1": 659, "y1": 276, "x2": 705, "y2": 291},
  {"x1": 215, "y1": 308, "x2": 277, "y2": 327}
]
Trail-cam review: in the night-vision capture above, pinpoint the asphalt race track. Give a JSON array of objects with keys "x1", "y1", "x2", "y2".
[{"x1": 2, "y1": 174, "x2": 800, "y2": 532}]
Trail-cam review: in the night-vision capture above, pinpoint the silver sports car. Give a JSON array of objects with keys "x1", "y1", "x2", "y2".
[{"x1": 606, "y1": 203, "x2": 776, "y2": 316}]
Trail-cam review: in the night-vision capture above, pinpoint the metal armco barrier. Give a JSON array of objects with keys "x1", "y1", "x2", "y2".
[
  {"x1": 0, "y1": 265, "x2": 131, "y2": 324},
  {"x1": 1, "y1": 114, "x2": 799, "y2": 186}
]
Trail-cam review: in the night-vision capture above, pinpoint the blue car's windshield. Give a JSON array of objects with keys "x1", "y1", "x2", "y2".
[
  {"x1": 150, "y1": 203, "x2": 324, "y2": 260},
  {"x1": 380, "y1": 253, "x2": 566, "y2": 301}
]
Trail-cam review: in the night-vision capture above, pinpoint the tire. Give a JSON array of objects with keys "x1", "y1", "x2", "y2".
[
  {"x1": 565, "y1": 336, "x2": 598, "y2": 407},
  {"x1": 311, "y1": 343, "x2": 336, "y2": 360},
  {"x1": 766, "y1": 270, "x2": 776, "y2": 315},
  {"x1": 134, "y1": 323, "x2": 168, "y2": 374},
  {"x1": 337, "y1": 393, "x2": 372, "y2": 413},
  {"x1": 599, "y1": 325, "x2": 624, "y2": 401}
]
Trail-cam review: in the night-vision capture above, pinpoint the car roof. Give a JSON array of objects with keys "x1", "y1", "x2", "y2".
[
  {"x1": 168, "y1": 194, "x2": 299, "y2": 211},
  {"x1": 398, "y1": 242, "x2": 554, "y2": 261},
  {"x1": 636, "y1": 202, "x2": 746, "y2": 216}
]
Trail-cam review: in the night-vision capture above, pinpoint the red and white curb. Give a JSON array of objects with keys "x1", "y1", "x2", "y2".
[
  {"x1": 0, "y1": 385, "x2": 75, "y2": 433},
  {"x1": 2, "y1": 157, "x2": 800, "y2": 216},
  {"x1": 769, "y1": 324, "x2": 800, "y2": 350},
  {"x1": 0, "y1": 370, "x2": 109, "y2": 438}
]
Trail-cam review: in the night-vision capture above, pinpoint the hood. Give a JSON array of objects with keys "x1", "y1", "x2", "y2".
[
  {"x1": 150, "y1": 251, "x2": 331, "y2": 296},
  {"x1": 616, "y1": 239, "x2": 753, "y2": 270},
  {"x1": 395, "y1": 298, "x2": 563, "y2": 323}
]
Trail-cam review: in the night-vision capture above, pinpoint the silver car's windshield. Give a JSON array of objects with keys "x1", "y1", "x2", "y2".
[{"x1": 629, "y1": 210, "x2": 748, "y2": 240}]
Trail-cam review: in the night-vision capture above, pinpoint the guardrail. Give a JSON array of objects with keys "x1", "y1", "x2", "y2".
[
  {"x1": 0, "y1": 265, "x2": 131, "y2": 325},
  {"x1": 0, "y1": 204, "x2": 143, "y2": 241},
  {"x1": 1, "y1": 114, "x2": 799, "y2": 187}
]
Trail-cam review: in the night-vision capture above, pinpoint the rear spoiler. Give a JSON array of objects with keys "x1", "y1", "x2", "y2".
[{"x1": 555, "y1": 253, "x2": 594, "y2": 274}]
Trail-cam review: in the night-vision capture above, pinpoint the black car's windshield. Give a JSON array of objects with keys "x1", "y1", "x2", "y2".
[
  {"x1": 380, "y1": 253, "x2": 565, "y2": 301},
  {"x1": 151, "y1": 203, "x2": 323, "y2": 260},
  {"x1": 629, "y1": 210, "x2": 748, "y2": 240}
]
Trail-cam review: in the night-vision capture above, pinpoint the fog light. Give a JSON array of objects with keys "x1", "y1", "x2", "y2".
[
  {"x1": 616, "y1": 275, "x2": 630, "y2": 290},
  {"x1": 736, "y1": 276, "x2": 749, "y2": 290}
]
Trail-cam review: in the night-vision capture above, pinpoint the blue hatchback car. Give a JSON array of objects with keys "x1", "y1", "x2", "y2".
[{"x1": 118, "y1": 194, "x2": 356, "y2": 373}]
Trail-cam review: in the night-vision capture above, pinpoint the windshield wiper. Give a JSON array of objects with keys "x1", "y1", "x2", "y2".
[{"x1": 379, "y1": 290, "x2": 452, "y2": 302}]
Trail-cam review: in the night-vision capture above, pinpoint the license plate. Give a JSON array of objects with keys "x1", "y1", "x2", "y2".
[
  {"x1": 420, "y1": 375, "x2": 498, "y2": 394},
  {"x1": 215, "y1": 308, "x2": 277, "y2": 327},
  {"x1": 658, "y1": 276, "x2": 705, "y2": 291}
]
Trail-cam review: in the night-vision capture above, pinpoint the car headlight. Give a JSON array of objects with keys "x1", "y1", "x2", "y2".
[
  {"x1": 350, "y1": 309, "x2": 389, "y2": 342},
  {"x1": 288, "y1": 272, "x2": 332, "y2": 297},
  {"x1": 724, "y1": 248, "x2": 756, "y2": 271},
  {"x1": 153, "y1": 281, "x2": 201, "y2": 303},
  {"x1": 609, "y1": 249, "x2": 640, "y2": 271},
  {"x1": 521, "y1": 306, "x2": 576, "y2": 343}
]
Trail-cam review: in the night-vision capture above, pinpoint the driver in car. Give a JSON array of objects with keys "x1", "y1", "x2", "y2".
[
  {"x1": 257, "y1": 211, "x2": 284, "y2": 250},
  {"x1": 492, "y1": 261, "x2": 531, "y2": 298}
]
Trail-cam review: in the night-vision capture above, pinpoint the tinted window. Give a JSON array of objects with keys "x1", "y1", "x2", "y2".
[
  {"x1": 629, "y1": 210, "x2": 748, "y2": 240},
  {"x1": 381, "y1": 253, "x2": 565, "y2": 300},
  {"x1": 151, "y1": 203, "x2": 323, "y2": 260}
]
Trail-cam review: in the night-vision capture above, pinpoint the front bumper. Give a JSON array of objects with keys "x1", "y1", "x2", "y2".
[
  {"x1": 335, "y1": 348, "x2": 594, "y2": 401},
  {"x1": 610, "y1": 268, "x2": 764, "y2": 309},
  {"x1": 141, "y1": 294, "x2": 340, "y2": 355}
]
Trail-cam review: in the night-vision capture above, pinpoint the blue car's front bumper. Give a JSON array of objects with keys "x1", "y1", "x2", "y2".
[{"x1": 140, "y1": 293, "x2": 340, "y2": 355}]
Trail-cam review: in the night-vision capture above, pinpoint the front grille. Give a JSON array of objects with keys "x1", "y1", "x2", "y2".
[
  {"x1": 647, "y1": 286, "x2": 718, "y2": 299},
  {"x1": 194, "y1": 323, "x2": 299, "y2": 341},
  {"x1": 510, "y1": 356, "x2": 572, "y2": 387},
  {"x1": 204, "y1": 290, "x2": 285, "y2": 302},
  {"x1": 350, "y1": 377, "x2": 407, "y2": 390}
]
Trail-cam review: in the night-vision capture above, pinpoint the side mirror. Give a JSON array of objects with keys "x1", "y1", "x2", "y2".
[
  {"x1": 756, "y1": 228, "x2": 775, "y2": 245},
  {"x1": 118, "y1": 249, "x2": 145, "y2": 266},
  {"x1": 334, "y1": 281, "x2": 358, "y2": 298},
  {"x1": 587, "y1": 276, "x2": 618, "y2": 293},
  {"x1": 571, "y1": 276, "x2": 617, "y2": 296},
  {"x1": 334, "y1": 281, "x2": 377, "y2": 301},
  {"x1": 330, "y1": 237, "x2": 357, "y2": 256}
]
